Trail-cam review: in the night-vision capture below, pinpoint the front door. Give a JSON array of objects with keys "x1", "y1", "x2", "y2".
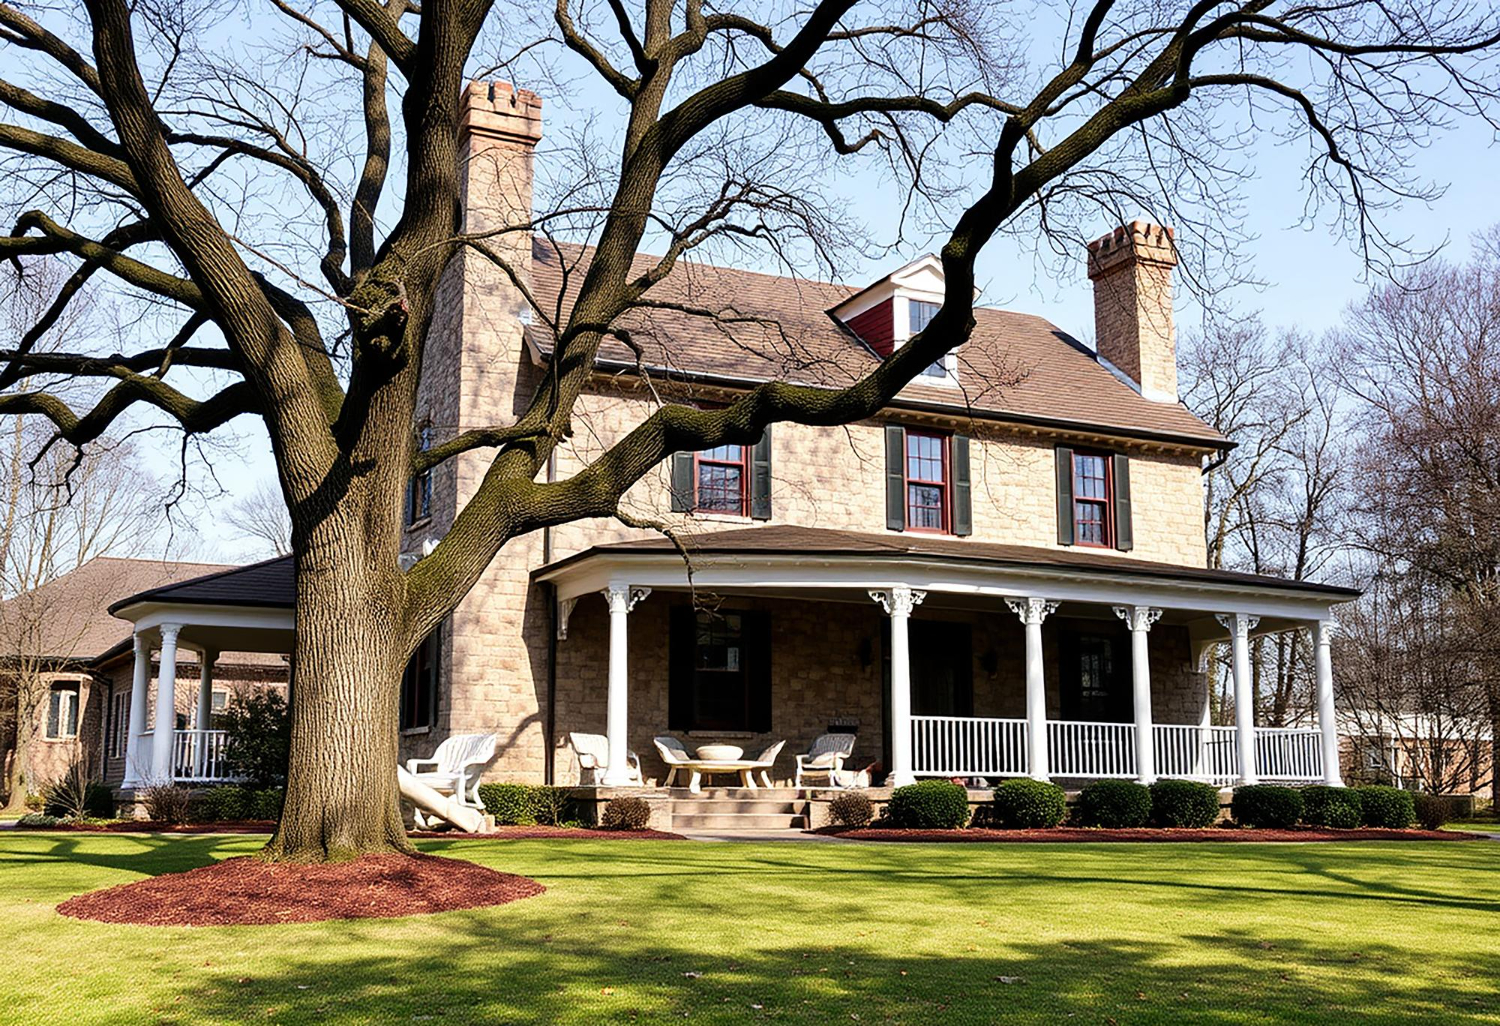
[{"x1": 1058, "y1": 627, "x2": 1130, "y2": 722}]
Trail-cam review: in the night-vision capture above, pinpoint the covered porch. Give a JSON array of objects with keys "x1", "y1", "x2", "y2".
[{"x1": 536, "y1": 526, "x2": 1358, "y2": 790}]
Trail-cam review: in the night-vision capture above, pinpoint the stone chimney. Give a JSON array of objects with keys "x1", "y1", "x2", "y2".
[
  {"x1": 457, "y1": 80, "x2": 543, "y2": 257},
  {"x1": 1086, "y1": 221, "x2": 1179, "y2": 403}
]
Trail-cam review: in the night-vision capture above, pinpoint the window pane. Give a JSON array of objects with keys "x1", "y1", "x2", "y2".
[
  {"x1": 1074, "y1": 453, "x2": 1107, "y2": 499},
  {"x1": 701, "y1": 444, "x2": 742, "y2": 462},
  {"x1": 920, "y1": 361, "x2": 946, "y2": 377},
  {"x1": 696, "y1": 462, "x2": 744, "y2": 512},
  {"x1": 692, "y1": 610, "x2": 750, "y2": 730},
  {"x1": 910, "y1": 300, "x2": 940, "y2": 334},
  {"x1": 66, "y1": 691, "x2": 78, "y2": 736},
  {"x1": 1075, "y1": 500, "x2": 1105, "y2": 544},
  {"x1": 47, "y1": 690, "x2": 61, "y2": 738},
  {"x1": 905, "y1": 433, "x2": 945, "y2": 483},
  {"x1": 908, "y1": 484, "x2": 945, "y2": 529}
]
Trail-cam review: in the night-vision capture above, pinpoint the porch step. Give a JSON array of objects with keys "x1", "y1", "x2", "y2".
[
  {"x1": 671, "y1": 812, "x2": 808, "y2": 831},
  {"x1": 665, "y1": 787, "x2": 801, "y2": 798},
  {"x1": 671, "y1": 799, "x2": 802, "y2": 815}
]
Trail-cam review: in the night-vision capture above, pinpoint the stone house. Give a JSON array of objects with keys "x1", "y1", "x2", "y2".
[{"x1": 102, "y1": 81, "x2": 1357, "y2": 804}]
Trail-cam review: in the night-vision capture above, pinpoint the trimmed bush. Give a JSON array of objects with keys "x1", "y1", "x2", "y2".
[
  {"x1": 600, "y1": 796, "x2": 652, "y2": 830},
  {"x1": 530, "y1": 786, "x2": 572, "y2": 827},
  {"x1": 991, "y1": 779, "x2": 1067, "y2": 829},
  {"x1": 1231, "y1": 784, "x2": 1304, "y2": 828},
  {"x1": 1356, "y1": 785, "x2": 1415, "y2": 829},
  {"x1": 16, "y1": 812, "x2": 62, "y2": 828},
  {"x1": 828, "y1": 792, "x2": 874, "y2": 828},
  {"x1": 248, "y1": 788, "x2": 284, "y2": 821},
  {"x1": 478, "y1": 783, "x2": 540, "y2": 825},
  {"x1": 1076, "y1": 780, "x2": 1152, "y2": 828},
  {"x1": 195, "y1": 785, "x2": 252, "y2": 822},
  {"x1": 1414, "y1": 793, "x2": 1455, "y2": 831},
  {"x1": 139, "y1": 784, "x2": 196, "y2": 824},
  {"x1": 1149, "y1": 780, "x2": 1221, "y2": 828},
  {"x1": 1301, "y1": 785, "x2": 1363, "y2": 829},
  {"x1": 886, "y1": 780, "x2": 971, "y2": 830}
]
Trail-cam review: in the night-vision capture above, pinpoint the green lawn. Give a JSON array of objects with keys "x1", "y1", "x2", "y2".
[{"x1": 3, "y1": 832, "x2": 1498, "y2": 1024}]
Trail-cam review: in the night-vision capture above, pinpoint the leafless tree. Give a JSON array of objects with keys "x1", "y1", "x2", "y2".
[
  {"x1": 225, "y1": 479, "x2": 293, "y2": 558},
  {"x1": 1, "y1": 0, "x2": 1496, "y2": 859}
]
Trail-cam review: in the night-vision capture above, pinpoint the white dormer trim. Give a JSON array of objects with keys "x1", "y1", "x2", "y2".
[{"x1": 830, "y1": 255, "x2": 964, "y2": 388}]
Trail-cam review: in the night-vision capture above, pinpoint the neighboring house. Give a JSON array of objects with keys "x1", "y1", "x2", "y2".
[
  {"x1": 103, "y1": 81, "x2": 1359, "y2": 798},
  {"x1": 1339, "y1": 712, "x2": 1493, "y2": 797},
  {"x1": 0, "y1": 557, "x2": 288, "y2": 800}
]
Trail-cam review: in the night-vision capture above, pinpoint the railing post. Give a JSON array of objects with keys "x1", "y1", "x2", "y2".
[
  {"x1": 1006, "y1": 597, "x2": 1058, "y2": 781},
  {"x1": 1114, "y1": 606, "x2": 1162, "y2": 784},
  {"x1": 1216, "y1": 613, "x2": 1260, "y2": 785},
  {"x1": 872, "y1": 586, "x2": 924, "y2": 787}
]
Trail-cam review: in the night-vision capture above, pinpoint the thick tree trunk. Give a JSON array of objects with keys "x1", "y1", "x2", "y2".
[{"x1": 263, "y1": 543, "x2": 414, "y2": 862}]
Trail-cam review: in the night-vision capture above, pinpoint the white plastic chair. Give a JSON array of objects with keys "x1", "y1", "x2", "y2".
[
  {"x1": 405, "y1": 733, "x2": 497, "y2": 808},
  {"x1": 570, "y1": 731, "x2": 643, "y2": 785},
  {"x1": 749, "y1": 740, "x2": 786, "y2": 788},
  {"x1": 653, "y1": 736, "x2": 695, "y2": 787},
  {"x1": 794, "y1": 733, "x2": 856, "y2": 789}
]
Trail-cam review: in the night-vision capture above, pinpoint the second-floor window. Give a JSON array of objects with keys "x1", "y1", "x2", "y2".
[
  {"x1": 670, "y1": 428, "x2": 773, "y2": 520},
  {"x1": 884, "y1": 425, "x2": 972, "y2": 536},
  {"x1": 695, "y1": 444, "x2": 748, "y2": 514},
  {"x1": 1072, "y1": 451, "x2": 1112, "y2": 547},
  {"x1": 1055, "y1": 446, "x2": 1133, "y2": 552},
  {"x1": 407, "y1": 425, "x2": 433, "y2": 525},
  {"x1": 905, "y1": 430, "x2": 949, "y2": 531}
]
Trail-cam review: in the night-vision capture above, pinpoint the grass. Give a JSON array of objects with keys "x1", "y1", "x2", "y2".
[{"x1": 3, "y1": 832, "x2": 1499, "y2": 1024}]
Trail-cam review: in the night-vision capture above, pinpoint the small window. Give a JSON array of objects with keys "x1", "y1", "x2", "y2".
[
  {"x1": 695, "y1": 444, "x2": 748, "y2": 515},
  {"x1": 108, "y1": 690, "x2": 129, "y2": 758},
  {"x1": 46, "y1": 683, "x2": 79, "y2": 739},
  {"x1": 909, "y1": 300, "x2": 947, "y2": 377},
  {"x1": 400, "y1": 629, "x2": 440, "y2": 732},
  {"x1": 407, "y1": 425, "x2": 433, "y2": 525},
  {"x1": 1072, "y1": 451, "x2": 1113, "y2": 547},
  {"x1": 904, "y1": 430, "x2": 949, "y2": 532}
]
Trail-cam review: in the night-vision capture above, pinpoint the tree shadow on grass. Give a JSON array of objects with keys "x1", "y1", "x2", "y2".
[{"x1": 0, "y1": 830, "x2": 260, "y2": 880}]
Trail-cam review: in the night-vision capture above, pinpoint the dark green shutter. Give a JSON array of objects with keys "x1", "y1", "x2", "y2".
[
  {"x1": 745, "y1": 610, "x2": 773, "y2": 732},
  {"x1": 1055, "y1": 446, "x2": 1075, "y2": 545},
  {"x1": 668, "y1": 605, "x2": 696, "y2": 730},
  {"x1": 750, "y1": 426, "x2": 772, "y2": 520},
  {"x1": 952, "y1": 434, "x2": 972, "y2": 536},
  {"x1": 669, "y1": 451, "x2": 695, "y2": 512},
  {"x1": 885, "y1": 424, "x2": 906, "y2": 531},
  {"x1": 1112, "y1": 453, "x2": 1133, "y2": 552}
]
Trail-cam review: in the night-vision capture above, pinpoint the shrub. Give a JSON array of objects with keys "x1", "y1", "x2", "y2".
[
  {"x1": 828, "y1": 792, "x2": 874, "y2": 828},
  {"x1": 478, "y1": 783, "x2": 540, "y2": 825},
  {"x1": 991, "y1": 779, "x2": 1067, "y2": 829},
  {"x1": 1413, "y1": 794, "x2": 1456, "y2": 831},
  {"x1": 248, "y1": 788, "x2": 284, "y2": 821},
  {"x1": 886, "y1": 780, "x2": 971, "y2": 830},
  {"x1": 195, "y1": 785, "x2": 252, "y2": 822},
  {"x1": 22, "y1": 791, "x2": 45, "y2": 812},
  {"x1": 16, "y1": 812, "x2": 62, "y2": 828},
  {"x1": 139, "y1": 784, "x2": 195, "y2": 824},
  {"x1": 1231, "y1": 785, "x2": 1304, "y2": 828},
  {"x1": 1356, "y1": 785, "x2": 1415, "y2": 829},
  {"x1": 600, "y1": 796, "x2": 652, "y2": 830},
  {"x1": 1301, "y1": 785, "x2": 1363, "y2": 828},
  {"x1": 221, "y1": 690, "x2": 291, "y2": 787},
  {"x1": 1149, "y1": 780, "x2": 1221, "y2": 828},
  {"x1": 530, "y1": 786, "x2": 572, "y2": 827},
  {"x1": 1075, "y1": 780, "x2": 1152, "y2": 828},
  {"x1": 44, "y1": 778, "x2": 114, "y2": 819}
]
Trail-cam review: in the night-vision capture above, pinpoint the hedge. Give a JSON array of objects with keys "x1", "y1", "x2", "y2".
[
  {"x1": 1075, "y1": 780, "x2": 1152, "y2": 828},
  {"x1": 1231, "y1": 784, "x2": 1303, "y2": 828},
  {"x1": 991, "y1": 779, "x2": 1067, "y2": 829},
  {"x1": 1149, "y1": 780, "x2": 1221, "y2": 828},
  {"x1": 886, "y1": 780, "x2": 971, "y2": 829},
  {"x1": 1301, "y1": 785, "x2": 1362, "y2": 829},
  {"x1": 476, "y1": 783, "x2": 572, "y2": 826},
  {"x1": 1356, "y1": 785, "x2": 1415, "y2": 829},
  {"x1": 195, "y1": 785, "x2": 252, "y2": 822}
]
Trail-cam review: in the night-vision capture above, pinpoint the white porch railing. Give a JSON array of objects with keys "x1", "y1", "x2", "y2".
[
  {"x1": 912, "y1": 716, "x2": 1029, "y2": 778},
  {"x1": 1254, "y1": 727, "x2": 1323, "y2": 781},
  {"x1": 1047, "y1": 720, "x2": 1137, "y2": 778},
  {"x1": 171, "y1": 729, "x2": 236, "y2": 782},
  {"x1": 1154, "y1": 724, "x2": 1239, "y2": 784}
]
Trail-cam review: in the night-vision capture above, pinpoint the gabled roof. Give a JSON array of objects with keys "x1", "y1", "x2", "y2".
[
  {"x1": 107, "y1": 554, "x2": 295, "y2": 614},
  {"x1": 0, "y1": 557, "x2": 237, "y2": 662},
  {"x1": 525, "y1": 240, "x2": 1228, "y2": 449}
]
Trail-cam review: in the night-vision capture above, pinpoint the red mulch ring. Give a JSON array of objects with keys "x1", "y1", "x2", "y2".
[
  {"x1": 817, "y1": 826, "x2": 1486, "y2": 843},
  {"x1": 411, "y1": 825, "x2": 684, "y2": 841},
  {"x1": 57, "y1": 853, "x2": 544, "y2": 926},
  {"x1": 22, "y1": 820, "x2": 277, "y2": 833}
]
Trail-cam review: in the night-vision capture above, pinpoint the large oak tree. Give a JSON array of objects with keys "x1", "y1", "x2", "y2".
[{"x1": 0, "y1": 0, "x2": 1496, "y2": 859}]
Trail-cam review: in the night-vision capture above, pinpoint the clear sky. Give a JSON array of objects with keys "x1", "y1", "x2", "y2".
[{"x1": 130, "y1": 19, "x2": 1500, "y2": 564}]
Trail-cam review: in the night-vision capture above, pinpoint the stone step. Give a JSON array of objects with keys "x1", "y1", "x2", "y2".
[
  {"x1": 671, "y1": 799, "x2": 804, "y2": 815},
  {"x1": 666, "y1": 787, "x2": 802, "y2": 798},
  {"x1": 671, "y1": 812, "x2": 808, "y2": 830}
]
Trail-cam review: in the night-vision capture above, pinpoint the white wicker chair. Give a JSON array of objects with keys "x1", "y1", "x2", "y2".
[
  {"x1": 570, "y1": 731, "x2": 643, "y2": 785},
  {"x1": 794, "y1": 733, "x2": 856, "y2": 788},
  {"x1": 405, "y1": 733, "x2": 497, "y2": 808}
]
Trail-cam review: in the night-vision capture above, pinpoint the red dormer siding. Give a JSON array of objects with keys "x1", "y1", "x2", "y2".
[{"x1": 844, "y1": 298, "x2": 895, "y2": 356}]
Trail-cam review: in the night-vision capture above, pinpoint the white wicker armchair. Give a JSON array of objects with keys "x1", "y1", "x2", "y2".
[{"x1": 794, "y1": 733, "x2": 856, "y2": 788}]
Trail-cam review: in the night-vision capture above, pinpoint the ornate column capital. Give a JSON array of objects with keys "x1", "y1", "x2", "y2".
[
  {"x1": 1311, "y1": 618, "x2": 1338, "y2": 645},
  {"x1": 158, "y1": 622, "x2": 183, "y2": 644},
  {"x1": 132, "y1": 632, "x2": 148, "y2": 656},
  {"x1": 1214, "y1": 612, "x2": 1261, "y2": 639},
  {"x1": 602, "y1": 585, "x2": 651, "y2": 615},
  {"x1": 1006, "y1": 597, "x2": 1060, "y2": 627},
  {"x1": 1113, "y1": 605, "x2": 1163, "y2": 632},
  {"x1": 870, "y1": 585, "x2": 926, "y2": 617}
]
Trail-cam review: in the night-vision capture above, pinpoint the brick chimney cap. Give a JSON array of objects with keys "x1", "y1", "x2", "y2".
[
  {"x1": 460, "y1": 80, "x2": 543, "y2": 145},
  {"x1": 1086, "y1": 220, "x2": 1177, "y2": 278}
]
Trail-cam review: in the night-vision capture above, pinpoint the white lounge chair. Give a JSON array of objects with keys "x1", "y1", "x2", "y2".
[
  {"x1": 570, "y1": 731, "x2": 643, "y2": 785},
  {"x1": 406, "y1": 733, "x2": 497, "y2": 809},
  {"x1": 794, "y1": 733, "x2": 856, "y2": 789}
]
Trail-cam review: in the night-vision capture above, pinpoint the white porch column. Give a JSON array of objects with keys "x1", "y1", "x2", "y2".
[
  {"x1": 1217, "y1": 612, "x2": 1260, "y2": 785},
  {"x1": 1114, "y1": 605, "x2": 1162, "y2": 785},
  {"x1": 195, "y1": 650, "x2": 217, "y2": 731},
  {"x1": 1006, "y1": 597, "x2": 1058, "y2": 781},
  {"x1": 150, "y1": 623, "x2": 183, "y2": 784},
  {"x1": 1313, "y1": 619, "x2": 1344, "y2": 786},
  {"x1": 872, "y1": 585, "x2": 925, "y2": 787},
  {"x1": 601, "y1": 585, "x2": 649, "y2": 786},
  {"x1": 121, "y1": 632, "x2": 152, "y2": 788}
]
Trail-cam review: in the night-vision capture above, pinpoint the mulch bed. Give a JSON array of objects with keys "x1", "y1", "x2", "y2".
[
  {"x1": 411, "y1": 825, "x2": 685, "y2": 840},
  {"x1": 20, "y1": 820, "x2": 277, "y2": 833},
  {"x1": 816, "y1": 826, "x2": 1487, "y2": 843},
  {"x1": 57, "y1": 853, "x2": 544, "y2": 926}
]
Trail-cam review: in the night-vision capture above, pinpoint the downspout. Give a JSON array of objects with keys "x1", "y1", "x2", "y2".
[{"x1": 543, "y1": 450, "x2": 558, "y2": 784}]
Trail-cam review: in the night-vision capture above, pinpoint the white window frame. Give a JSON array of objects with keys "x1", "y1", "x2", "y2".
[
  {"x1": 45, "y1": 681, "x2": 81, "y2": 740},
  {"x1": 901, "y1": 296, "x2": 959, "y2": 385}
]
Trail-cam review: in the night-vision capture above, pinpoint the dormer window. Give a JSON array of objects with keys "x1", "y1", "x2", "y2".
[{"x1": 910, "y1": 300, "x2": 947, "y2": 378}]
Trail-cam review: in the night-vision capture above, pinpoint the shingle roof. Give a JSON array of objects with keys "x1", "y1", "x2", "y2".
[
  {"x1": 0, "y1": 557, "x2": 239, "y2": 662},
  {"x1": 107, "y1": 555, "x2": 295, "y2": 614},
  {"x1": 526, "y1": 241, "x2": 1228, "y2": 448},
  {"x1": 536, "y1": 524, "x2": 1360, "y2": 598}
]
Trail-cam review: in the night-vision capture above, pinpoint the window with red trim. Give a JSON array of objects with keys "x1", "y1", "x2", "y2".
[
  {"x1": 905, "y1": 430, "x2": 949, "y2": 532},
  {"x1": 695, "y1": 444, "x2": 749, "y2": 515},
  {"x1": 1072, "y1": 451, "x2": 1113, "y2": 547}
]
